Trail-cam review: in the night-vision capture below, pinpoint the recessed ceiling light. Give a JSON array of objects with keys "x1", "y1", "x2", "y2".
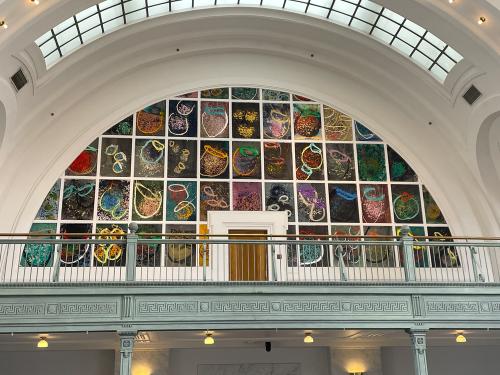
[
  {"x1": 304, "y1": 331, "x2": 314, "y2": 344},
  {"x1": 0, "y1": 20, "x2": 7, "y2": 29},
  {"x1": 448, "y1": 0, "x2": 454, "y2": 3},
  {"x1": 204, "y1": 331, "x2": 215, "y2": 345},
  {"x1": 37, "y1": 336, "x2": 48, "y2": 348},
  {"x1": 30, "y1": 0, "x2": 40, "y2": 4},
  {"x1": 478, "y1": 16, "x2": 486, "y2": 25}
]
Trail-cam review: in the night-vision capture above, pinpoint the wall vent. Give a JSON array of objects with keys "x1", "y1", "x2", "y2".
[
  {"x1": 10, "y1": 69, "x2": 28, "y2": 92},
  {"x1": 462, "y1": 85, "x2": 482, "y2": 105}
]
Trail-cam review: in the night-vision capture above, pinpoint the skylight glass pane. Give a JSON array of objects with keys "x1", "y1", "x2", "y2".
[
  {"x1": 126, "y1": 9, "x2": 147, "y2": 23},
  {"x1": 307, "y1": 5, "x2": 330, "y2": 18},
  {"x1": 437, "y1": 54, "x2": 455, "y2": 72},
  {"x1": 78, "y1": 14, "x2": 101, "y2": 34},
  {"x1": 403, "y1": 19, "x2": 425, "y2": 36},
  {"x1": 328, "y1": 11, "x2": 351, "y2": 25},
  {"x1": 397, "y1": 27, "x2": 420, "y2": 47},
  {"x1": 371, "y1": 28, "x2": 392, "y2": 44},
  {"x1": 170, "y1": 0, "x2": 194, "y2": 11},
  {"x1": 148, "y1": 3, "x2": 170, "y2": 16},
  {"x1": 81, "y1": 26, "x2": 103, "y2": 43},
  {"x1": 39, "y1": 38, "x2": 57, "y2": 57},
  {"x1": 60, "y1": 37, "x2": 82, "y2": 56},
  {"x1": 45, "y1": 51, "x2": 60, "y2": 67},
  {"x1": 417, "y1": 40, "x2": 440, "y2": 60},
  {"x1": 445, "y1": 47, "x2": 462, "y2": 63},
  {"x1": 430, "y1": 65, "x2": 447, "y2": 82},
  {"x1": 239, "y1": 0, "x2": 264, "y2": 5},
  {"x1": 100, "y1": 0, "x2": 122, "y2": 11},
  {"x1": 261, "y1": 0, "x2": 282, "y2": 6},
  {"x1": 360, "y1": 0, "x2": 382, "y2": 13},
  {"x1": 411, "y1": 50, "x2": 432, "y2": 69},
  {"x1": 124, "y1": 0, "x2": 146, "y2": 13},
  {"x1": 76, "y1": 5, "x2": 99, "y2": 21},
  {"x1": 351, "y1": 19, "x2": 372, "y2": 33},
  {"x1": 194, "y1": 0, "x2": 216, "y2": 6},
  {"x1": 376, "y1": 17, "x2": 399, "y2": 35},
  {"x1": 53, "y1": 17, "x2": 75, "y2": 35},
  {"x1": 381, "y1": 8, "x2": 404, "y2": 24},
  {"x1": 103, "y1": 17, "x2": 124, "y2": 32},
  {"x1": 333, "y1": 0, "x2": 357, "y2": 17},
  {"x1": 424, "y1": 32, "x2": 446, "y2": 50},
  {"x1": 101, "y1": 2, "x2": 123, "y2": 23},
  {"x1": 355, "y1": 7, "x2": 378, "y2": 25},
  {"x1": 284, "y1": 1, "x2": 308, "y2": 12},
  {"x1": 35, "y1": 31, "x2": 53, "y2": 46},
  {"x1": 392, "y1": 38, "x2": 413, "y2": 56},
  {"x1": 56, "y1": 25, "x2": 79, "y2": 47},
  {"x1": 309, "y1": 0, "x2": 333, "y2": 7}
]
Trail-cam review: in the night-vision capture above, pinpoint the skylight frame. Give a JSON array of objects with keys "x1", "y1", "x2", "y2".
[{"x1": 35, "y1": 0, "x2": 463, "y2": 82}]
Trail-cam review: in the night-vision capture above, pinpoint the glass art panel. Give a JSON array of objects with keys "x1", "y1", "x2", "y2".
[
  {"x1": 363, "y1": 226, "x2": 395, "y2": 267},
  {"x1": 35, "y1": 180, "x2": 60, "y2": 220},
  {"x1": 105, "y1": 115, "x2": 133, "y2": 135},
  {"x1": 59, "y1": 223, "x2": 92, "y2": 267},
  {"x1": 329, "y1": 184, "x2": 359, "y2": 223},
  {"x1": 428, "y1": 226, "x2": 460, "y2": 267},
  {"x1": 165, "y1": 224, "x2": 196, "y2": 267},
  {"x1": 293, "y1": 94, "x2": 313, "y2": 102},
  {"x1": 233, "y1": 182, "x2": 262, "y2": 211},
  {"x1": 166, "y1": 181, "x2": 197, "y2": 222},
  {"x1": 97, "y1": 180, "x2": 129, "y2": 221},
  {"x1": 324, "y1": 106, "x2": 353, "y2": 141},
  {"x1": 360, "y1": 184, "x2": 391, "y2": 223},
  {"x1": 136, "y1": 101, "x2": 166, "y2": 136},
  {"x1": 199, "y1": 141, "x2": 229, "y2": 178},
  {"x1": 20, "y1": 223, "x2": 56, "y2": 267},
  {"x1": 137, "y1": 224, "x2": 162, "y2": 267},
  {"x1": 262, "y1": 89, "x2": 289, "y2": 101},
  {"x1": 293, "y1": 104, "x2": 322, "y2": 139},
  {"x1": 423, "y1": 186, "x2": 446, "y2": 224},
  {"x1": 199, "y1": 182, "x2": 230, "y2": 221},
  {"x1": 94, "y1": 224, "x2": 127, "y2": 266},
  {"x1": 134, "y1": 139, "x2": 165, "y2": 178},
  {"x1": 176, "y1": 91, "x2": 198, "y2": 98},
  {"x1": 232, "y1": 87, "x2": 259, "y2": 100},
  {"x1": 66, "y1": 140, "x2": 98, "y2": 176},
  {"x1": 355, "y1": 121, "x2": 382, "y2": 141},
  {"x1": 132, "y1": 180, "x2": 163, "y2": 221},
  {"x1": 61, "y1": 179, "x2": 95, "y2": 220},
  {"x1": 201, "y1": 88, "x2": 229, "y2": 99},
  {"x1": 297, "y1": 183, "x2": 327, "y2": 222},
  {"x1": 100, "y1": 138, "x2": 132, "y2": 177},
  {"x1": 200, "y1": 101, "x2": 229, "y2": 138},
  {"x1": 298, "y1": 225, "x2": 330, "y2": 267},
  {"x1": 392, "y1": 184, "x2": 422, "y2": 224},
  {"x1": 168, "y1": 100, "x2": 197, "y2": 137},
  {"x1": 331, "y1": 225, "x2": 362, "y2": 267},
  {"x1": 265, "y1": 183, "x2": 295, "y2": 222},
  {"x1": 263, "y1": 142, "x2": 293, "y2": 180},
  {"x1": 232, "y1": 102, "x2": 260, "y2": 139},
  {"x1": 167, "y1": 139, "x2": 197, "y2": 178},
  {"x1": 357, "y1": 144, "x2": 386, "y2": 181},
  {"x1": 295, "y1": 143, "x2": 324, "y2": 180},
  {"x1": 325, "y1": 144, "x2": 355, "y2": 181},
  {"x1": 263, "y1": 103, "x2": 291, "y2": 139},
  {"x1": 232, "y1": 141, "x2": 261, "y2": 179},
  {"x1": 388, "y1": 146, "x2": 417, "y2": 182},
  {"x1": 396, "y1": 226, "x2": 428, "y2": 267}
]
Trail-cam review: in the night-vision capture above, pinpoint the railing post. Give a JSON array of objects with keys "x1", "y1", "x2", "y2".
[
  {"x1": 470, "y1": 246, "x2": 485, "y2": 282},
  {"x1": 118, "y1": 331, "x2": 136, "y2": 375},
  {"x1": 401, "y1": 225, "x2": 416, "y2": 282},
  {"x1": 338, "y1": 250, "x2": 348, "y2": 282},
  {"x1": 126, "y1": 223, "x2": 138, "y2": 282},
  {"x1": 270, "y1": 244, "x2": 278, "y2": 281},
  {"x1": 52, "y1": 244, "x2": 62, "y2": 283},
  {"x1": 202, "y1": 243, "x2": 207, "y2": 282}
]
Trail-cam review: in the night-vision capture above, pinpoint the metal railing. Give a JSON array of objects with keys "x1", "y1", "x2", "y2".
[{"x1": 0, "y1": 224, "x2": 498, "y2": 284}]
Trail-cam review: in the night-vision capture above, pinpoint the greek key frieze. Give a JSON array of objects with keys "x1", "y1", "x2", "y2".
[
  {"x1": 58, "y1": 302, "x2": 118, "y2": 315},
  {"x1": 211, "y1": 301, "x2": 269, "y2": 313},
  {"x1": 350, "y1": 301, "x2": 409, "y2": 313},
  {"x1": 281, "y1": 301, "x2": 341, "y2": 313},
  {"x1": 137, "y1": 301, "x2": 198, "y2": 315},
  {"x1": 0, "y1": 303, "x2": 44, "y2": 316},
  {"x1": 426, "y1": 301, "x2": 479, "y2": 313}
]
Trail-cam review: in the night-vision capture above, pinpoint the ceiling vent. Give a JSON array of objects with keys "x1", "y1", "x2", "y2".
[
  {"x1": 10, "y1": 68, "x2": 28, "y2": 92},
  {"x1": 462, "y1": 85, "x2": 482, "y2": 105}
]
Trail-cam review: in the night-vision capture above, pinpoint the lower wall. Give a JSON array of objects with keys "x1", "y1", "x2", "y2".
[
  {"x1": 168, "y1": 347, "x2": 330, "y2": 375},
  {"x1": 331, "y1": 348, "x2": 382, "y2": 375},
  {"x1": 382, "y1": 345, "x2": 500, "y2": 375},
  {"x1": 0, "y1": 349, "x2": 115, "y2": 375}
]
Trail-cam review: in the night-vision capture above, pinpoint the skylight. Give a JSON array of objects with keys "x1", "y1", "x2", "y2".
[{"x1": 35, "y1": 0, "x2": 463, "y2": 82}]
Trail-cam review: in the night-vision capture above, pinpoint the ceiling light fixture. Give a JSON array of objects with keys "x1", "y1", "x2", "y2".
[
  {"x1": 349, "y1": 373, "x2": 364, "y2": 375},
  {"x1": 0, "y1": 20, "x2": 7, "y2": 29},
  {"x1": 478, "y1": 16, "x2": 486, "y2": 25},
  {"x1": 448, "y1": 0, "x2": 454, "y2": 3},
  {"x1": 304, "y1": 331, "x2": 314, "y2": 344},
  {"x1": 37, "y1": 336, "x2": 48, "y2": 348},
  {"x1": 204, "y1": 331, "x2": 215, "y2": 345},
  {"x1": 456, "y1": 332, "x2": 467, "y2": 343},
  {"x1": 30, "y1": 0, "x2": 40, "y2": 4}
]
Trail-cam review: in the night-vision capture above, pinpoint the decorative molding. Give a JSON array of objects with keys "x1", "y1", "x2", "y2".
[
  {"x1": 121, "y1": 296, "x2": 134, "y2": 319},
  {"x1": 137, "y1": 301, "x2": 198, "y2": 315},
  {"x1": 412, "y1": 295, "x2": 423, "y2": 317},
  {"x1": 211, "y1": 301, "x2": 270, "y2": 313},
  {"x1": 0, "y1": 303, "x2": 44, "y2": 316}
]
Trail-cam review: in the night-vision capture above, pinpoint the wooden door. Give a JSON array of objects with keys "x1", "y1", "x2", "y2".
[{"x1": 229, "y1": 230, "x2": 268, "y2": 281}]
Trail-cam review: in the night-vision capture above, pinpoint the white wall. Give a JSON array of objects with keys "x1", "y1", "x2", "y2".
[
  {"x1": 382, "y1": 345, "x2": 500, "y2": 375},
  {"x1": 169, "y1": 347, "x2": 330, "y2": 375},
  {"x1": 330, "y1": 348, "x2": 382, "y2": 375},
  {"x1": 0, "y1": 349, "x2": 115, "y2": 375}
]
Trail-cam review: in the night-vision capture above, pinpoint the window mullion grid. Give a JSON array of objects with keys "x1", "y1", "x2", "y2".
[
  {"x1": 428, "y1": 46, "x2": 449, "y2": 73},
  {"x1": 73, "y1": 16, "x2": 84, "y2": 45},
  {"x1": 51, "y1": 29, "x2": 63, "y2": 58},
  {"x1": 305, "y1": 0, "x2": 312, "y2": 13},
  {"x1": 389, "y1": 18, "x2": 406, "y2": 47},
  {"x1": 96, "y1": 4, "x2": 105, "y2": 33},
  {"x1": 145, "y1": 0, "x2": 149, "y2": 17},
  {"x1": 120, "y1": 0, "x2": 127, "y2": 24},
  {"x1": 326, "y1": 0, "x2": 337, "y2": 18},
  {"x1": 348, "y1": 1, "x2": 361, "y2": 27},
  {"x1": 369, "y1": 6, "x2": 384, "y2": 35},
  {"x1": 409, "y1": 30, "x2": 427, "y2": 58}
]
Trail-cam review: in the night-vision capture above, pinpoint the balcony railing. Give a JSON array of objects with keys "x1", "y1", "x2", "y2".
[{"x1": 0, "y1": 224, "x2": 498, "y2": 284}]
